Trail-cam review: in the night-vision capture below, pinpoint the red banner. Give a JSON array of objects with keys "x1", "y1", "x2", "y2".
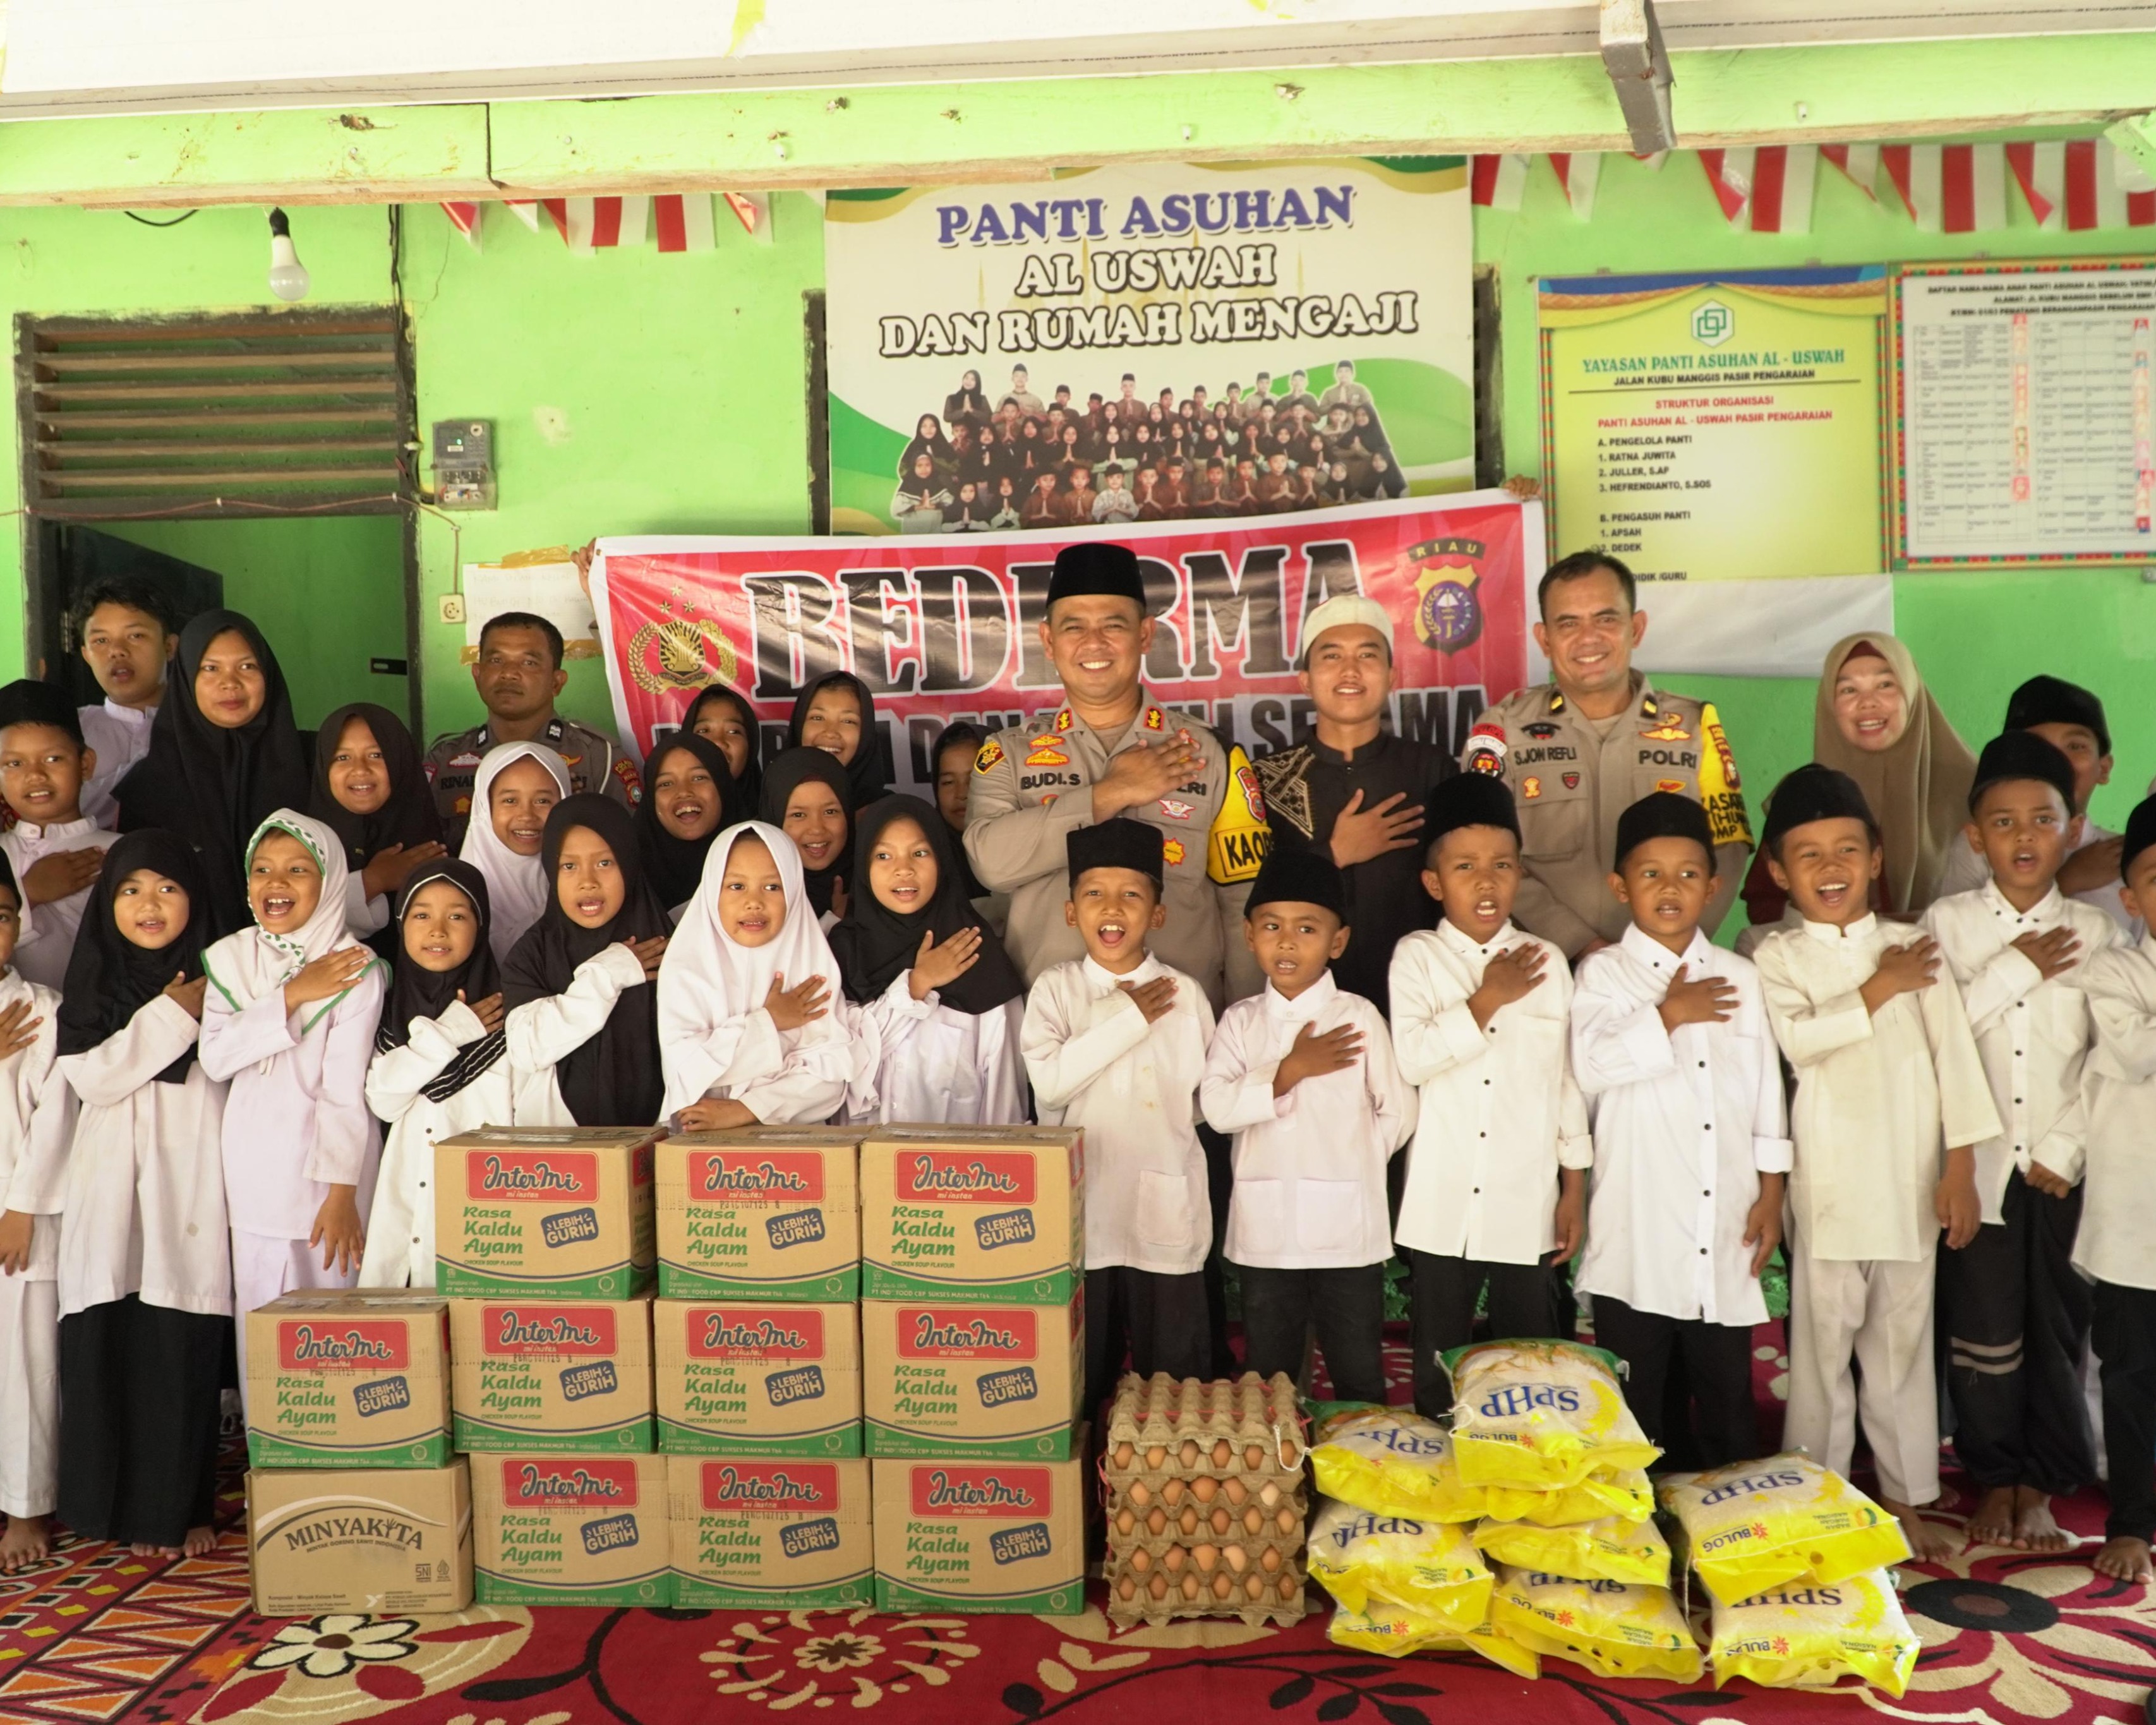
[{"x1": 591, "y1": 494, "x2": 1539, "y2": 796}]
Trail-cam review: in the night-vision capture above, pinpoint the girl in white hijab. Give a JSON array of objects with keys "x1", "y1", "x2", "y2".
[
  {"x1": 197, "y1": 809, "x2": 385, "y2": 1403},
  {"x1": 459, "y1": 741, "x2": 571, "y2": 963},
  {"x1": 656, "y1": 821, "x2": 853, "y2": 1127}
]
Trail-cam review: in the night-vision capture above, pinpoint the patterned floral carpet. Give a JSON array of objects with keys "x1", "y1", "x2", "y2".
[{"x1": 1, "y1": 1326, "x2": 2150, "y2": 1725}]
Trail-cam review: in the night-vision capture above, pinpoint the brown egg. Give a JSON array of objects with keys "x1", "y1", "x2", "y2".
[
  {"x1": 1179, "y1": 1507, "x2": 1200, "y2": 1536},
  {"x1": 1211, "y1": 1439, "x2": 1232, "y2": 1468},
  {"x1": 1191, "y1": 1476, "x2": 1217, "y2": 1503},
  {"x1": 1243, "y1": 1507, "x2": 1264, "y2": 1535},
  {"x1": 1161, "y1": 1479, "x2": 1184, "y2": 1506},
  {"x1": 1147, "y1": 1508, "x2": 1167, "y2": 1536},
  {"x1": 1212, "y1": 1572, "x2": 1234, "y2": 1600},
  {"x1": 1279, "y1": 1441, "x2": 1301, "y2": 1470},
  {"x1": 1148, "y1": 1573, "x2": 1169, "y2": 1601},
  {"x1": 1129, "y1": 1546, "x2": 1152, "y2": 1572},
  {"x1": 1181, "y1": 1573, "x2": 1202, "y2": 1601},
  {"x1": 1179, "y1": 1440, "x2": 1200, "y2": 1469},
  {"x1": 1146, "y1": 1445, "x2": 1167, "y2": 1469},
  {"x1": 1245, "y1": 1574, "x2": 1267, "y2": 1601},
  {"x1": 1193, "y1": 1542, "x2": 1218, "y2": 1573},
  {"x1": 1277, "y1": 1507, "x2": 1298, "y2": 1534},
  {"x1": 1279, "y1": 1576, "x2": 1299, "y2": 1602},
  {"x1": 1163, "y1": 1545, "x2": 1186, "y2": 1573},
  {"x1": 1224, "y1": 1544, "x2": 1250, "y2": 1573},
  {"x1": 1114, "y1": 1442, "x2": 1135, "y2": 1469},
  {"x1": 1117, "y1": 1575, "x2": 1136, "y2": 1601},
  {"x1": 1129, "y1": 1479, "x2": 1152, "y2": 1507},
  {"x1": 1223, "y1": 1477, "x2": 1248, "y2": 1505},
  {"x1": 1210, "y1": 1507, "x2": 1232, "y2": 1535},
  {"x1": 1258, "y1": 1481, "x2": 1281, "y2": 1508},
  {"x1": 1260, "y1": 1545, "x2": 1283, "y2": 1573},
  {"x1": 1115, "y1": 1508, "x2": 1135, "y2": 1536},
  {"x1": 1244, "y1": 1443, "x2": 1265, "y2": 1470}
]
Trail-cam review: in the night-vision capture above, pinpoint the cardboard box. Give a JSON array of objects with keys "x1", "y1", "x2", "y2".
[
  {"x1": 656, "y1": 1300, "x2": 861, "y2": 1457},
  {"x1": 246, "y1": 1462, "x2": 471, "y2": 1616},
  {"x1": 858, "y1": 1127, "x2": 1083, "y2": 1303},
  {"x1": 861, "y1": 1295, "x2": 1081, "y2": 1460},
  {"x1": 435, "y1": 1127, "x2": 658, "y2": 1298},
  {"x1": 668, "y1": 1455, "x2": 873, "y2": 1608},
  {"x1": 450, "y1": 1297, "x2": 654, "y2": 1453},
  {"x1": 872, "y1": 1452, "x2": 1086, "y2": 1615},
  {"x1": 243, "y1": 1292, "x2": 450, "y2": 1469},
  {"x1": 657, "y1": 1128, "x2": 860, "y2": 1299},
  {"x1": 470, "y1": 1453, "x2": 671, "y2": 1606}
]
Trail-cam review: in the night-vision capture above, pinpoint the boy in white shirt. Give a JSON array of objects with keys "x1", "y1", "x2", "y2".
[
  {"x1": 1021, "y1": 819, "x2": 1214, "y2": 1415},
  {"x1": 1390, "y1": 774, "x2": 1590, "y2": 1417},
  {"x1": 1201, "y1": 848, "x2": 1414, "y2": 1403},
  {"x1": 1754, "y1": 764, "x2": 2000, "y2": 1560},
  {"x1": 1924, "y1": 731, "x2": 2117, "y2": 1553},
  {"x1": 0, "y1": 680, "x2": 117, "y2": 992},
  {"x1": 1573, "y1": 793, "x2": 1789, "y2": 1469},
  {"x1": 2075, "y1": 794, "x2": 2156, "y2": 1585},
  {"x1": 69, "y1": 579, "x2": 175, "y2": 829}
]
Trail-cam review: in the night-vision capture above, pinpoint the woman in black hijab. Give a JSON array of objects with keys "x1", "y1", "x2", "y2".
[
  {"x1": 785, "y1": 670, "x2": 890, "y2": 808},
  {"x1": 680, "y1": 684, "x2": 763, "y2": 815},
  {"x1": 502, "y1": 795, "x2": 670, "y2": 1127},
  {"x1": 635, "y1": 731, "x2": 735, "y2": 915},
  {"x1": 115, "y1": 610, "x2": 309, "y2": 938},
  {"x1": 309, "y1": 700, "x2": 447, "y2": 938},
  {"x1": 760, "y1": 747, "x2": 853, "y2": 921}
]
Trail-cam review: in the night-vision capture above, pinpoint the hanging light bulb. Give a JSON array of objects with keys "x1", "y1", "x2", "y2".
[{"x1": 267, "y1": 207, "x2": 311, "y2": 303}]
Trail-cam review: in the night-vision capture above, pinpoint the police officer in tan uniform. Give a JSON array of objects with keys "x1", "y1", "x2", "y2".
[
  {"x1": 1462, "y1": 551, "x2": 1752, "y2": 958},
  {"x1": 422, "y1": 611, "x2": 640, "y2": 847},
  {"x1": 964, "y1": 543, "x2": 1270, "y2": 1011}
]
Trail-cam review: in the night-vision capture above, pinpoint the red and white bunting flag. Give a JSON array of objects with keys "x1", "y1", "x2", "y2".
[
  {"x1": 1470, "y1": 153, "x2": 1530, "y2": 212},
  {"x1": 1819, "y1": 143, "x2": 1881, "y2": 201},
  {"x1": 723, "y1": 191, "x2": 773, "y2": 244},
  {"x1": 502, "y1": 200, "x2": 543, "y2": 232},
  {"x1": 1548, "y1": 152, "x2": 1601, "y2": 220},
  {"x1": 1630, "y1": 150, "x2": 1668, "y2": 171},
  {"x1": 2006, "y1": 140, "x2": 2065, "y2": 228},
  {"x1": 653, "y1": 193, "x2": 718, "y2": 253},
  {"x1": 541, "y1": 195, "x2": 651, "y2": 253},
  {"x1": 440, "y1": 201, "x2": 483, "y2": 249},
  {"x1": 2060, "y1": 138, "x2": 2156, "y2": 230},
  {"x1": 1695, "y1": 148, "x2": 1754, "y2": 224},
  {"x1": 1881, "y1": 143, "x2": 2006, "y2": 233},
  {"x1": 1748, "y1": 145, "x2": 1817, "y2": 234}
]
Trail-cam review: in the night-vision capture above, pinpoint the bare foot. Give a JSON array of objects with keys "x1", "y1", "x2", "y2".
[
  {"x1": 1967, "y1": 1484, "x2": 2020, "y2": 1549},
  {"x1": 2093, "y1": 1536, "x2": 2153, "y2": 1584},
  {"x1": 0, "y1": 1514, "x2": 50, "y2": 1572},
  {"x1": 2014, "y1": 1489, "x2": 2073, "y2": 1554},
  {"x1": 128, "y1": 1542, "x2": 160, "y2": 1558},
  {"x1": 182, "y1": 1525, "x2": 215, "y2": 1558},
  {"x1": 1879, "y1": 1495, "x2": 1958, "y2": 1563}
]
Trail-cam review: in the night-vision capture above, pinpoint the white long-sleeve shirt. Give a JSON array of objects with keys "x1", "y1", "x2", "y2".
[
  {"x1": 0, "y1": 818, "x2": 116, "y2": 992},
  {"x1": 505, "y1": 944, "x2": 651, "y2": 1127},
  {"x1": 0, "y1": 971, "x2": 61, "y2": 1281},
  {"x1": 1200, "y1": 972, "x2": 1414, "y2": 1270},
  {"x1": 1922, "y1": 882, "x2": 2116, "y2": 1214},
  {"x1": 1939, "y1": 821, "x2": 2143, "y2": 939},
  {"x1": 1388, "y1": 920, "x2": 1591, "y2": 1266},
  {"x1": 342, "y1": 871, "x2": 392, "y2": 939},
  {"x1": 1021, "y1": 953, "x2": 1214, "y2": 1275},
  {"x1": 78, "y1": 699, "x2": 154, "y2": 829},
  {"x1": 25, "y1": 992, "x2": 231, "y2": 1318},
  {"x1": 843, "y1": 979, "x2": 1027, "y2": 1126},
  {"x1": 1570, "y1": 926, "x2": 1791, "y2": 1325},
  {"x1": 2073, "y1": 934, "x2": 2156, "y2": 1290},
  {"x1": 654, "y1": 958, "x2": 851, "y2": 1128},
  {"x1": 199, "y1": 963, "x2": 385, "y2": 1241},
  {"x1": 1754, "y1": 914, "x2": 2001, "y2": 1263},
  {"x1": 359, "y1": 998, "x2": 516, "y2": 1287}
]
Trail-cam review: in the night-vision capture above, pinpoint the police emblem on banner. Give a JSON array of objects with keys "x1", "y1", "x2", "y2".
[
  {"x1": 1406, "y1": 538, "x2": 1486, "y2": 654},
  {"x1": 628, "y1": 594, "x2": 740, "y2": 694}
]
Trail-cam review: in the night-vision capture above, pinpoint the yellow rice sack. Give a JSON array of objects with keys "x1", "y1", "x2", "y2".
[
  {"x1": 1488, "y1": 1566, "x2": 1703, "y2": 1685},
  {"x1": 1328, "y1": 1601, "x2": 1542, "y2": 1679},
  {"x1": 1659, "y1": 1454, "x2": 1911, "y2": 1608},
  {"x1": 1708, "y1": 1570, "x2": 1919, "y2": 1698},
  {"x1": 1445, "y1": 1341, "x2": 1661, "y2": 1490},
  {"x1": 1310, "y1": 1407, "x2": 1483, "y2": 1523},
  {"x1": 1307, "y1": 1498, "x2": 1493, "y2": 1630},
  {"x1": 1481, "y1": 1469, "x2": 1656, "y2": 1528},
  {"x1": 1472, "y1": 1513, "x2": 1671, "y2": 1588}
]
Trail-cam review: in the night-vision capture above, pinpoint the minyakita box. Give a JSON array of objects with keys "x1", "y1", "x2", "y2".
[
  {"x1": 246, "y1": 1462, "x2": 471, "y2": 1616},
  {"x1": 668, "y1": 1455, "x2": 873, "y2": 1608},
  {"x1": 860, "y1": 1295, "x2": 1081, "y2": 1460},
  {"x1": 871, "y1": 1453, "x2": 1086, "y2": 1615},
  {"x1": 243, "y1": 1292, "x2": 450, "y2": 1469},
  {"x1": 657, "y1": 1127, "x2": 860, "y2": 1299},
  {"x1": 470, "y1": 1453, "x2": 670, "y2": 1606},
  {"x1": 655, "y1": 1300, "x2": 861, "y2": 1457},
  {"x1": 450, "y1": 1297, "x2": 654, "y2": 1453},
  {"x1": 435, "y1": 1127, "x2": 659, "y2": 1298},
  {"x1": 858, "y1": 1127, "x2": 1082, "y2": 1302}
]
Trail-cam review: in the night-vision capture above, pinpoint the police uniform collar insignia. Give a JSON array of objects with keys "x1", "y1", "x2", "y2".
[
  {"x1": 546, "y1": 718, "x2": 567, "y2": 740},
  {"x1": 1640, "y1": 692, "x2": 1659, "y2": 719},
  {"x1": 1143, "y1": 706, "x2": 1165, "y2": 731},
  {"x1": 1546, "y1": 688, "x2": 1566, "y2": 714},
  {"x1": 1054, "y1": 708, "x2": 1075, "y2": 733}
]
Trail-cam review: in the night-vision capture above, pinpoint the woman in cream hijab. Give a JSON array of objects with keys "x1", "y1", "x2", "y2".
[{"x1": 1743, "y1": 632, "x2": 1978, "y2": 929}]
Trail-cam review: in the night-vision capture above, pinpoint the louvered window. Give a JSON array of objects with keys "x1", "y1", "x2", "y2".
[{"x1": 16, "y1": 310, "x2": 413, "y2": 519}]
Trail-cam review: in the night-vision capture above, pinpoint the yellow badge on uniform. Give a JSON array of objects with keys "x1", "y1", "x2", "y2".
[
  {"x1": 1656, "y1": 778, "x2": 1684, "y2": 794},
  {"x1": 1695, "y1": 702, "x2": 1754, "y2": 848},
  {"x1": 1024, "y1": 745, "x2": 1069, "y2": 766},
  {"x1": 1206, "y1": 744, "x2": 1271, "y2": 884},
  {"x1": 1640, "y1": 721, "x2": 1692, "y2": 743},
  {"x1": 973, "y1": 740, "x2": 1004, "y2": 774},
  {"x1": 1163, "y1": 838, "x2": 1188, "y2": 867},
  {"x1": 1521, "y1": 776, "x2": 1541, "y2": 800}
]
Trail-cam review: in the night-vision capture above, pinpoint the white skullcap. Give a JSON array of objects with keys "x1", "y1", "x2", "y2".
[{"x1": 1298, "y1": 593, "x2": 1395, "y2": 659}]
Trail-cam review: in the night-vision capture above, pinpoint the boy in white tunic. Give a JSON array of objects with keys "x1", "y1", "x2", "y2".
[
  {"x1": 1572, "y1": 793, "x2": 1788, "y2": 1469},
  {"x1": 1023, "y1": 819, "x2": 1214, "y2": 1415},
  {"x1": 198, "y1": 810, "x2": 383, "y2": 1405},
  {"x1": 0, "y1": 680, "x2": 116, "y2": 992},
  {"x1": 0, "y1": 860, "x2": 61, "y2": 1569},
  {"x1": 1924, "y1": 732, "x2": 2117, "y2": 1553},
  {"x1": 1754, "y1": 764, "x2": 1999, "y2": 1560},
  {"x1": 1202, "y1": 848, "x2": 1413, "y2": 1404},
  {"x1": 1390, "y1": 774, "x2": 1589, "y2": 1417},
  {"x1": 2074, "y1": 795, "x2": 2156, "y2": 1585}
]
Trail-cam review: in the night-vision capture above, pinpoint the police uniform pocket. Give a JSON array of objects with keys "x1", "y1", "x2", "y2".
[
  {"x1": 1518, "y1": 793, "x2": 1590, "y2": 863},
  {"x1": 1296, "y1": 1179, "x2": 1364, "y2": 1253},
  {"x1": 1136, "y1": 1169, "x2": 1196, "y2": 1251}
]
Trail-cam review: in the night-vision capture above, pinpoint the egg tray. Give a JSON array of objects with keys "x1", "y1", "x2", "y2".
[
  {"x1": 1106, "y1": 1553, "x2": 1309, "y2": 1628},
  {"x1": 1108, "y1": 1489, "x2": 1307, "y2": 1552},
  {"x1": 1105, "y1": 1373, "x2": 1307, "y2": 1473}
]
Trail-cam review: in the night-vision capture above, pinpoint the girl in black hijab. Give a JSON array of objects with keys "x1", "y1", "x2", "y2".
[
  {"x1": 681, "y1": 684, "x2": 762, "y2": 814},
  {"x1": 116, "y1": 611, "x2": 309, "y2": 939},
  {"x1": 760, "y1": 747, "x2": 853, "y2": 922},
  {"x1": 635, "y1": 732, "x2": 735, "y2": 916},
  {"x1": 829, "y1": 794, "x2": 1026, "y2": 1124},
  {"x1": 309, "y1": 701, "x2": 447, "y2": 939},
  {"x1": 897, "y1": 413, "x2": 956, "y2": 481},
  {"x1": 785, "y1": 670, "x2": 890, "y2": 808},
  {"x1": 502, "y1": 795, "x2": 670, "y2": 1127}
]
